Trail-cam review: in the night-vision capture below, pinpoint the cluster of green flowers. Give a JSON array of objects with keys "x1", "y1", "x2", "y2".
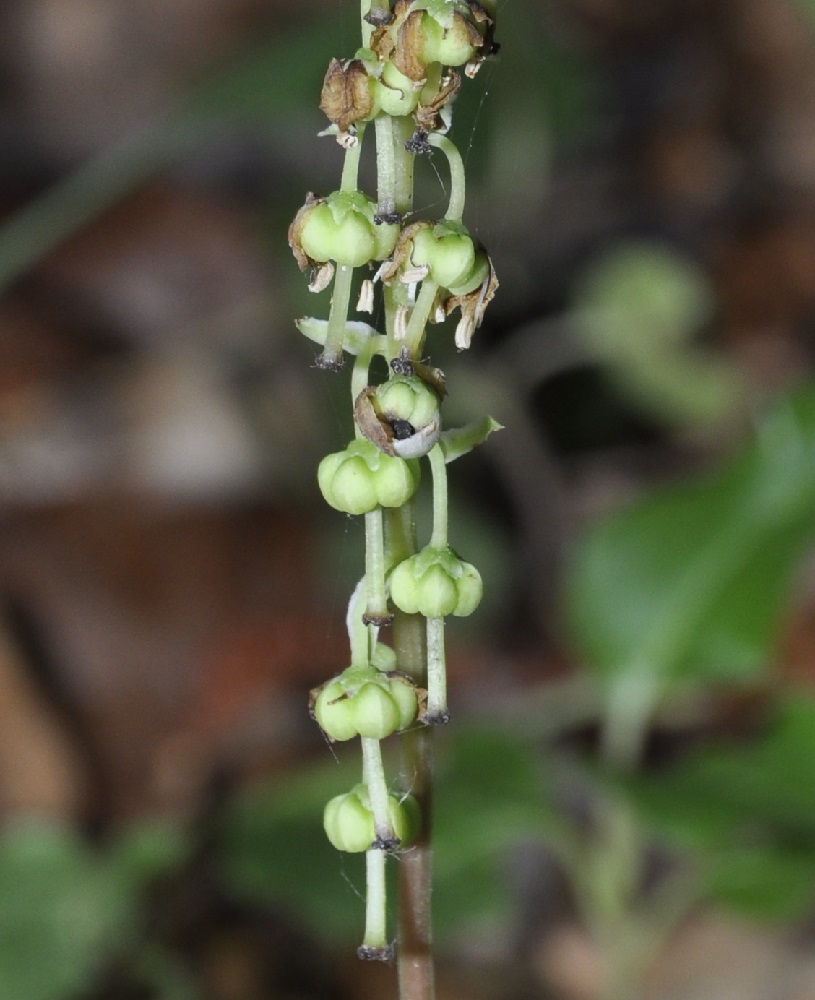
[{"x1": 290, "y1": 0, "x2": 498, "y2": 962}]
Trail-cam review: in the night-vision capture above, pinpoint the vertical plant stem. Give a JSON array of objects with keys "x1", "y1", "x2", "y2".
[
  {"x1": 393, "y1": 117, "x2": 416, "y2": 213},
  {"x1": 388, "y1": 502, "x2": 435, "y2": 1000},
  {"x1": 427, "y1": 133, "x2": 466, "y2": 222},
  {"x1": 375, "y1": 115, "x2": 397, "y2": 219},
  {"x1": 362, "y1": 736, "x2": 395, "y2": 844},
  {"x1": 425, "y1": 617, "x2": 448, "y2": 722},
  {"x1": 320, "y1": 263, "x2": 355, "y2": 369},
  {"x1": 428, "y1": 444, "x2": 448, "y2": 550},
  {"x1": 403, "y1": 278, "x2": 439, "y2": 356},
  {"x1": 365, "y1": 509, "x2": 390, "y2": 621},
  {"x1": 360, "y1": 849, "x2": 391, "y2": 956},
  {"x1": 347, "y1": 577, "x2": 370, "y2": 664},
  {"x1": 341, "y1": 126, "x2": 365, "y2": 192}
]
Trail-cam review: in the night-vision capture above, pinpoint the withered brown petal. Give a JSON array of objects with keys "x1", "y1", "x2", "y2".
[
  {"x1": 392, "y1": 11, "x2": 430, "y2": 82},
  {"x1": 354, "y1": 386, "x2": 397, "y2": 455},
  {"x1": 415, "y1": 69, "x2": 460, "y2": 133},
  {"x1": 377, "y1": 221, "x2": 432, "y2": 285},
  {"x1": 288, "y1": 192, "x2": 321, "y2": 272},
  {"x1": 320, "y1": 58, "x2": 374, "y2": 132}
]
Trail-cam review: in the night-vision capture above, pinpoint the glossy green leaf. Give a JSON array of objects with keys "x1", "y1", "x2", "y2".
[{"x1": 566, "y1": 388, "x2": 815, "y2": 693}]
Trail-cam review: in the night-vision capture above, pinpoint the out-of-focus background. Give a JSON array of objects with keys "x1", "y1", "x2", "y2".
[{"x1": 2, "y1": 0, "x2": 815, "y2": 997}]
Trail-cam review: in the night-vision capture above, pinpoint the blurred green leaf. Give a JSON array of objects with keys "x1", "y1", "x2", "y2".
[
  {"x1": 218, "y1": 754, "x2": 369, "y2": 945},
  {"x1": 0, "y1": 825, "x2": 124, "y2": 999},
  {"x1": 573, "y1": 241, "x2": 742, "y2": 427},
  {"x1": 566, "y1": 388, "x2": 815, "y2": 696},
  {"x1": 624, "y1": 698, "x2": 815, "y2": 919},
  {"x1": 0, "y1": 819, "x2": 191, "y2": 1000}
]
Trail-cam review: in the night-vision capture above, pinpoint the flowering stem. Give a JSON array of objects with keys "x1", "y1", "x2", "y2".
[
  {"x1": 404, "y1": 278, "x2": 439, "y2": 357},
  {"x1": 375, "y1": 115, "x2": 398, "y2": 220},
  {"x1": 320, "y1": 263, "x2": 355, "y2": 370},
  {"x1": 428, "y1": 443, "x2": 449, "y2": 550},
  {"x1": 352, "y1": 335, "x2": 376, "y2": 422},
  {"x1": 387, "y1": 502, "x2": 435, "y2": 1000},
  {"x1": 427, "y1": 133, "x2": 466, "y2": 223},
  {"x1": 365, "y1": 508, "x2": 391, "y2": 623},
  {"x1": 341, "y1": 127, "x2": 365, "y2": 192},
  {"x1": 361, "y1": 735, "x2": 395, "y2": 846},
  {"x1": 347, "y1": 577, "x2": 371, "y2": 665},
  {"x1": 425, "y1": 616, "x2": 448, "y2": 722},
  {"x1": 360, "y1": 848, "x2": 391, "y2": 958}
]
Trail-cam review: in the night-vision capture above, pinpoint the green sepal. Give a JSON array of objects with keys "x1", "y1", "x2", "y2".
[
  {"x1": 296, "y1": 317, "x2": 386, "y2": 357},
  {"x1": 440, "y1": 416, "x2": 503, "y2": 463}
]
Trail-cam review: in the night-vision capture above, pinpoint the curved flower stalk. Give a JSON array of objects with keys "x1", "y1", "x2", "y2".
[{"x1": 289, "y1": 1, "x2": 499, "y2": 992}]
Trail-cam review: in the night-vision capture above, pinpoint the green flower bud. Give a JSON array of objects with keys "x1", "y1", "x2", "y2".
[
  {"x1": 410, "y1": 223, "x2": 476, "y2": 289},
  {"x1": 375, "y1": 61, "x2": 421, "y2": 117},
  {"x1": 324, "y1": 784, "x2": 419, "y2": 852},
  {"x1": 447, "y1": 250, "x2": 490, "y2": 296},
  {"x1": 318, "y1": 439, "x2": 420, "y2": 515},
  {"x1": 389, "y1": 545, "x2": 483, "y2": 618},
  {"x1": 312, "y1": 664, "x2": 419, "y2": 741},
  {"x1": 370, "y1": 642, "x2": 397, "y2": 673},
  {"x1": 296, "y1": 192, "x2": 398, "y2": 269},
  {"x1": 418, "y1": 12, "x2": 479, "y2": 68}
]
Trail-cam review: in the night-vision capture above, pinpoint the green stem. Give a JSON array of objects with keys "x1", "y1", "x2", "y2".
[
  {"x1": 319, "y1": 263, "x2": 355, "y2": 370},
  {"x1": 375, "y1": 115, "x2": 397, "y2": 219},
  {"x1": 427, "y1": 133, "x2": 466, "y2": 223},
  {"x1": 427, "y1": 444, "x2": 448, "y2": 550},
  {"x1": 341, "y1": 125, "x2": 366, "y2": 192},
  {"x1": 387, "y1": 503, "x2": 435, "y2": 1000},
  {"x1": 403, "y1": 278, "x2": 439, "y2": 358},
  {"x1": 364, "y1": 509, "x2": 391, "y2": 623},
  {"x1": 347, "y1": 578, "x2": 370, "y2": 665},
  {"x1": 393, "y1": 116, "x2": 417, "y2": 214},
  {"x1": 360, "y1": 848, "x2": 391, "y2": 958},
  {"x1": 361, "y1": 736, "x2": 395, "y2": 846},
  {"x1": 425, "y1": 617, "x2": 448, "y2": 722},
  {"x1": 352, "y1": 335, "x2": 376, "y2": 431}
]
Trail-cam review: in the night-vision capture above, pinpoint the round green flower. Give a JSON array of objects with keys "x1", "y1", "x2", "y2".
[
  {"x1": 389, "y1": 545, "x2": 482, "y2": 618},
  {"x1": 312, "y1": 664, "x2": 418, "y2": 742},
  {"x1": 297, "y1": 191, "x2": 399, "y2": 268},
  {"x1": 318, "y1": 439, "x2": 420, "y2": 515},
  {"x1": 323, "y1": 784, "x2": 419, "y2": 853}
]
